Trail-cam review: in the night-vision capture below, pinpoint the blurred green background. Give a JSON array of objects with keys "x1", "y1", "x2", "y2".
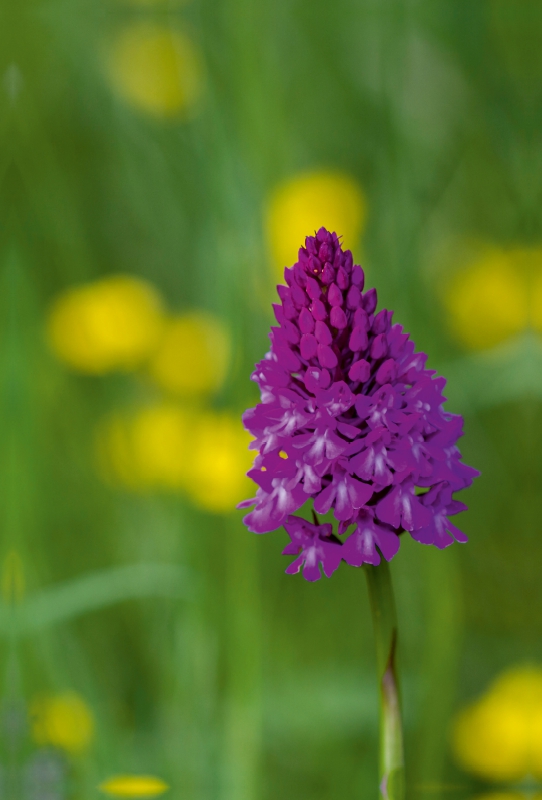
[{"x1": 2, "y1": 0, "x2": 542, "y2": 798}]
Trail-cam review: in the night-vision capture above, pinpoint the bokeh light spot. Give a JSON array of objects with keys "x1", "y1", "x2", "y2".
[
  {"x1": 99, "y1": 775, "x2": 169, "y2": 797},
  {"x1": 446, "y1": 249, "x2": 529, "y2": 350},
  {"x1": 451, "y1": 665, "x2": 542, "y2": 782},
  {"x1": 266, "y1": 171, "x2": 366, "y2": 277},
  {"x1": 148, "y1": 312, "x2": 231, "y2": 396},
  {"x1": 95, "y1": 405, "x2": 253, "y2": 511},
  {"x1": 184, "y1": 413, "x2": 255, "y2": 513},
  {"x1": 31, "y1": 692, "x2": 94, "y2": 755},
  {"x1": 105, "y1": 23, "x2": 203, "y2": 118},
  {"x1": 530, "y1": 267, "x2": 542, "y2": 333},
  {"x1": 47, "y1": 275, "x2": 164, "y2": 374},
  {"x1": 95, "y1": 404, "x2": 193, "y2": 491}
]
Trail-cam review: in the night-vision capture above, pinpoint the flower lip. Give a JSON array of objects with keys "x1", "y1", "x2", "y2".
[{"x1": 240, "y1": 227, "x2": 479, "y2": 579}]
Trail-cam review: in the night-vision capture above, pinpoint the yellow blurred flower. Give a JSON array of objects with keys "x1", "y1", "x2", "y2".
[
  {"x1": 148, "y1": 312, "x2": 231, "y2": 397},
  {"x1": 47, "y1": 275, "x2": 164, "y2": 374},
  {"x1": 182, "y1": 412, "x2": 254, "y2": 513},
  {"x1": 266, "y1": 171, "x2": 366, "y2": 276},
  {"x1": 105, "y1": 23, "x2": 203, "y2": 118},
  {"x1": 96, "y1": 404, "x2": 254, "y2": 512},
  {"x1": 446, "y1": 247, "x2": 542, "y2": 350},
  {"x1": 31, "y1": 692, "x2": 94, "y2": 755},
  {"x1": 451, "y1": 666, "x2": 542, "y2": 782},
  {"x1": 532, "y1": 268, "x2": 542, "y2": 333},
  {"x1": 99, "y1": 775, "x2": 169, "y2": 798},
  {"x1": 95, "y1": 404, "x2": 193, "y2": 491}
]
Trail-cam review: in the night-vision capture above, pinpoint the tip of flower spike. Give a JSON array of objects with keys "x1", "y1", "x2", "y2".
[
  {"x1": 316, "y1": 227, "x2": 332, "y2": 242},
  {"x1": 266, "y1": 172, "x2": 365, "y2": 274}
]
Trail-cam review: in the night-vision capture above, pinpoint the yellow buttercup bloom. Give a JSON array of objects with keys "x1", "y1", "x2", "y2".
[
  {"x1": 184, "y1": 412, "x2": 255, "y2": 513},
  {"x1": 446, "y1": 247, "x2": 542, "y2": 350},
  {"x1": 96, "y1": 404, "x2": 253, "y2": 511},
  {"x1": 31, "y1": 692, "x2": 94, "y2": 755},
  {"x1": 47, "y1": 275, "x2": 164, "y2": 374},
  {"x1": 531, "y1": 267, "x2": 542, "y2": 333},
  {"x1": 106, "y1": 23, "x2": 203, "y2": 118},
  {"x1": 130, "y1": 404, "x2": 193, "y2": 488},
  {"x1": 99, "y1": 775, "x2": 169, "y2": 797},
  {"x1": 95, "y1": 404, "x2": 193, "y2": 491},
  {"x1": 451, "y1": 666, "x2": 542, "y2": 782},
  {"x1": 266, "y1": 171, "x2": 366, "y2": 276},
  {"x1": 148, "y1": 312, "x2": 231, "y2": 397}
]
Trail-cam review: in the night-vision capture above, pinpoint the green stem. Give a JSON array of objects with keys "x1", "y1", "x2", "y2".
[{"x1": 364, "y1": 561, "x2": 405, "y2": 800}]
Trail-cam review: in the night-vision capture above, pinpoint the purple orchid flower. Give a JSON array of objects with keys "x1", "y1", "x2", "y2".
[{"x1": 239, "y1": 227, "x2": 479, "y2": 580}]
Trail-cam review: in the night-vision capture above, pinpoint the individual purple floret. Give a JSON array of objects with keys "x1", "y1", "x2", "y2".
[
  {"x1": 239, "y1": 227, "x2": 479, "y2": 580},
  {"x1": 282, "y1": 516, "x2": 343, "y2": 582}
]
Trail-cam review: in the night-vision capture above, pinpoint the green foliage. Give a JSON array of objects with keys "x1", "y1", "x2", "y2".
[{"x1": 0, "y1": 0, "x2": 539, "y2": 798}]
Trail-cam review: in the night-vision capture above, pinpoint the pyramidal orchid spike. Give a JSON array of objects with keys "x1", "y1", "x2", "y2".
[{"x1": 239, "y1": 227, "x2": 479, "y2": 581}]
